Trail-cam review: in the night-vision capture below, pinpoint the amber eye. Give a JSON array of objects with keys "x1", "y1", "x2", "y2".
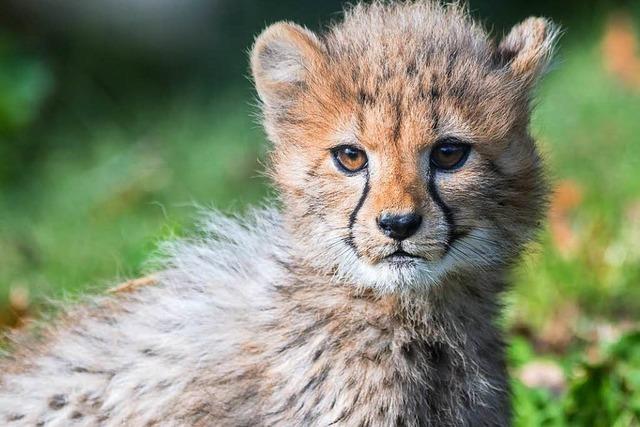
[
  {"x1": 430, "y1": 141, "x2": 471, "y2": 171},
  {"x1": 332, "y1": 146, "x2": 368, "y2": 173}
]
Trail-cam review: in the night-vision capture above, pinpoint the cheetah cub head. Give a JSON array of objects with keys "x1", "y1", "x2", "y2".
[{"x1": 251, "y1": 2, "x2": 558, "y2": 293}]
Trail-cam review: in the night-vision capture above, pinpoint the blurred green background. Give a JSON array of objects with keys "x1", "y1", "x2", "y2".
[{"x1": 0, "y1": 0, "x2": 639, "y2": 424}]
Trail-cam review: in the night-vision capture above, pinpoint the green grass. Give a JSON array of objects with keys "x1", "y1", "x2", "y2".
[
  {"x1": 1, "y1": 21, "x2": 639, "y2": 425},
  {"x1": 512, "y1": 35, "x2": 640, "y2": 326},
  {"x1": 0, "y1": 91, "x2": 270, "y2": 319},
  {"x1": 509, "y1": 32, "x2": 640, "y2": 425}
]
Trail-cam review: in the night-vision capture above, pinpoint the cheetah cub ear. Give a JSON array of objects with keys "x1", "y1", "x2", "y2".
[
  {"x1": 251, "y1": 22, "x2": 325, "y2": 107},
  {"x1": 498, "y1": 17, "x2": 560, "y2": 87}
]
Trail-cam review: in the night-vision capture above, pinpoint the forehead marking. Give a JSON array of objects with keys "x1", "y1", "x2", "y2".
[
  {"x1": 429, "y1": 73, "x2": 441, "y2": 132},
  {"x1": 445, "y1": 48, "x2": 459, "y2": 81},
  {"x1": 350, "y1": 58, "x2": 458, "y2": 146},
  {"x1": 390, "y1": 93, "x2": 403, "y2": 143}
]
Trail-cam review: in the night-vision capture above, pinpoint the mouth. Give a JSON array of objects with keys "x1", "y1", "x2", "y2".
[{"x1": 385, "y1": 249, "x2": 422, "y2": 263}]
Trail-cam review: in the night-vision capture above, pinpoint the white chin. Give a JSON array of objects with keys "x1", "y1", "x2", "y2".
[
  {"x1": 336, "y1": 255, "x2": 451, "y2": 293},
  {"x1": 307, "y1": 226, "x2": 501, "y2": 292}
]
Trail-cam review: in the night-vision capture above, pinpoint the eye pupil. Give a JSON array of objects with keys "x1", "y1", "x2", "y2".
[{"x1": 345, "y1": 149, "x2": 359, "y2": 159}]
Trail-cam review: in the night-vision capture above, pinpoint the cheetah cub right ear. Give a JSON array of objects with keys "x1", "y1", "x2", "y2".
[{"x1": 251, "y1": 22, "x2": 326, "y2": 108}]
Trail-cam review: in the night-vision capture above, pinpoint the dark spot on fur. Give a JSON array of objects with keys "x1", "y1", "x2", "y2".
[
  {"x1": 401, "y1": 342, "x2": 416, "y2": 361},
  {"x1": 299, "y1": 376, "x2": 318, "y2": 395},
  {"x1": 141, "y1": 348, "x2": 157, "y2": 357},
  {"x1": 49, "y1": 394, "x2": 68, "y2": 410},
  {"x1": 429, "y1": 75, "x2": 441, "y2": 100},
  {"x1": 378, "y1": 403, "x2": 388, "y2": 416},
  {"x1": 329, "y1": 407, "x2": 352, "y2": 425},
  {"x1": 70, "y1": 411, "x2": 84, "y2": 419},
  {"x1": 259, "y1": 45, "x2": 278, "y2": 65},
  {"x1": 71, "y1": 366, "x2": 114, "y2": 377},
  {"x1": 312, "y1": 346, "x2": 324, "y2": 362},
  {"x1": 406, "y1": 60, "x2": 418, "y2": 77},
  {"x1": 97, "y1": 414, "x2": 110, "y2": 423},
  {"x1": 7, "y1": 413, "x2": 25, "y2": 421},
  {"x1": 430, "y1": 342, "x2": 445, "y2": 362},
  {"x1": 157, "y1": 380, "x2": 172, "y2": 390},
  {"x1": 357, "y1": 89, "x2": 374, "y2": 106}
]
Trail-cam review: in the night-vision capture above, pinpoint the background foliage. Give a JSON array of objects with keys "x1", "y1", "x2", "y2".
[{"x1": 0, "y1": 1, "x2": 639, "y2": 424}]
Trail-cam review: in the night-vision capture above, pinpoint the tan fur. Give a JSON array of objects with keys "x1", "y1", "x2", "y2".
[
  {"x1": 107, "y1": 276, "x2": 157, "y2": 294},
  {"x1": 1, "y1": 2, "x2": 558, "y2": 425}
]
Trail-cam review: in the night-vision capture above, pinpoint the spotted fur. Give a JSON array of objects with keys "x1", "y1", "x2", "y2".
[{"x1": 0, "y1": 2, "x2": 558, "y2": 425}]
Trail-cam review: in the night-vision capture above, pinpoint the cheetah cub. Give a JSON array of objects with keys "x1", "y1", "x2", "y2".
[{"x1": 0, "y1": 2, "x2": 558, "y2": 425}]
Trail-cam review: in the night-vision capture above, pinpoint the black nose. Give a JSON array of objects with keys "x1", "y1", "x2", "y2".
[{"x1": 377, "y1": 212, "x2": 422, "y2": 241}]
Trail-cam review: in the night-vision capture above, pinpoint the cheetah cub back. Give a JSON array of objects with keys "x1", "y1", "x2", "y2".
[{"x1": 1, "y1": 1, "x2": 557, "y2": 426}]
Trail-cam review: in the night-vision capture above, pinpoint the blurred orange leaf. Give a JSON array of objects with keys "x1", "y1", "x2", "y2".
[
  {"x1": 9, "y1": 285, "x2": 30, "y2": 312},
  {"x1": 602, "y1": 12, "x2": 640, "y2": 91},
  {"x1": 538, "y1": 302, "x2": 581, "y2": 353},
  {"x1": 549, "y1": 180, "x2": 583, "y2": 257},
  {"x1": 519, "y1": 360, "x2": 566, "y2": 395}
]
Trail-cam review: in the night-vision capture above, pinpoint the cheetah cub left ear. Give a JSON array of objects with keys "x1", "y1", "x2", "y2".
[
  {"x1": 497, "y1": 17, "x2": 560, "y2": 87},
  {"x1": 251, "y1": 22, "x2": 326, "y2": 108}
]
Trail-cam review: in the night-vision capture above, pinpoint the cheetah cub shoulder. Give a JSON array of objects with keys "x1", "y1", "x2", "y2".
[{"x1": 0, "y1": 2, "x2": 558, "y2": 426}]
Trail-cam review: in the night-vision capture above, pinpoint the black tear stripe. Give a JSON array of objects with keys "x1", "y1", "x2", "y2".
[
  {"x1": 427, "y1": 169, "x2": 461, "y2": 254},
  {"x1": 345, "y1": 172, "x2": 370, "y2": 253}
]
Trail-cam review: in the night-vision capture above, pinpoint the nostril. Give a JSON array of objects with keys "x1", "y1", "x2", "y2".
[{"x1": 377, "y1": 213, "x2": 423, "y2": 241}]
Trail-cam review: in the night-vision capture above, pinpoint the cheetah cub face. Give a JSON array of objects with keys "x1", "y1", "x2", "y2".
[{"x1": 251, "y1": 3, "x2": 557, "y2": 292}]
